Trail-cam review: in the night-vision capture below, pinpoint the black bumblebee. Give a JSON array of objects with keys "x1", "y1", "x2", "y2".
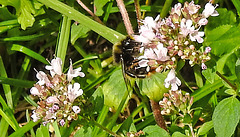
[{"x1": 113, "y1": 36, "x2": 150, "y2": 78}]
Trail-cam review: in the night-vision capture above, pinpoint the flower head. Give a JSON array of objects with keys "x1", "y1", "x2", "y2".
[
  {"x1": 67, "y1": 59, "x2": 85, "y2": 81},
  {"x1": 36, "y1": 71, "x2": 50, "y2": 86},
  {"x1": 45, "y1": 57, "x2": 63, "y2": 77},
  {"x1": 164, "y1": 69, "x2": 181, "y2": 91},
  {"x1": 202, "y1": 2, "x2": 219, "y2": 18},
  {"x1": 67, "y1": 83, "x2": 83, "y2": 103}
]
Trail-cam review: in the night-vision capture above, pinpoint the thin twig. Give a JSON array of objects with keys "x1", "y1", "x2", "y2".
[
  {"x1": 76, "y1": 0, "x2": 104, "y2": 25},
  {"x1": 216, "y1": 71, "x2": 237, "y2": 91},
  {"x1": 116, "y1": 0, "x2": 134, "y2": 35},
  {"x1": 150, "y1": 100, "x2": 168, "y2": 131},
  {"x1": 134, "y1": 0, "x2": 142, "y2": 27}
]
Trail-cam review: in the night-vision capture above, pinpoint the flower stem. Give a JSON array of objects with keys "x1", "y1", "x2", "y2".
[
  {"x1": 216, "y1": 71, "x2": 237, "y2": 91},
  {"x1": 116, "y1": 0, "x2": 134, "y2": 35},
  {"x1": 150, "y1": 100, "x2": 168, "y2": 131}
]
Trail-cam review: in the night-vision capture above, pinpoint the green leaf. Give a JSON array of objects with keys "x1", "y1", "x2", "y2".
[
  {"x1": 216, "y1": 48, "x2": 239, "y2": 74},
  {"x1": 118, "y1": 116, "x2": 133, "y2": 135},
  {"x1": 52, "y1": 121, "x2": 61, "y2": 137},
  {"x1": 192, "y1": 79, "x2": 223, "y2": 102},
  {"x1": 1, "y1": 34, "x2": 44, "y2": 41},
  {"x1": 36, "y1": 125, "x2": 50, "y2": 137},
  {"x1": 206, "y1": 8, "x2": 236, "y2": 30},
  {"x1": 94, "y1": 0, "x2": 109, "y2": 16},
  {"x1": 0, "y1": 108, "x2": 17, "y2": 130},
  {"x1": 90, "y1": 86, "x2": 104, "y2": 113},
  {"x1": 205, "y1": 25, "x2": 240, "y2": 57},
  {"x1": 142, "y1": 125, "x2": 170, "y2": 137},
  {"x1": 0, "y1": 77, "x2": 35, "y2": 88},
  {"x1": 232, "y1": 0, "x2": 240, "y2": 16},
  {"x1": 202, "y1": 68, "x2": 216, "y2": 84},
  {"x1": 198, "y1": 121, "x2": 213, "y2": 135},
  {"x1": 17, "y1": 0, "x2": 36, "y2": 30},
  {"x1": 235, "y1": 58, "x2": 240, "y2": 83},
  {"x1": 0, "y1": 0, "x2": 39, "y2": 30},
  {"x1": 9, "y1": 121, "x2": 40, "y2": 137},
  {"x1": 74, "y1": 127, "x2": 92, "y2": 137},
  {"x1": 137, "y1": 72, "x2": 169, "y2": 102},
  {"x1": 212, "y1": 97, "x2": 240, "y2": 137},
  {"x1": 224, "y1": 88, "x2": 236, "y2": 96},
  {"x1": 9, "y1": 44, "x2": 48, "y2": 64},
  {"x1": 102, "y1": 68, "x2": 130, "y2": 110},
  {"x1": 172, "y1": 132, "x2": 188, "y2": 137},
  {"x1": 37, "y1": 0, "x2": 125, "y2": 44},
  {"x1": 70, "y1": 23, "x2": 90, "y2": 45}
]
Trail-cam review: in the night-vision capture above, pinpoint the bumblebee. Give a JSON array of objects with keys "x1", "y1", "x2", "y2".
[{"x1": 113, "y1": 36, "x2": 150, "y2": 78}]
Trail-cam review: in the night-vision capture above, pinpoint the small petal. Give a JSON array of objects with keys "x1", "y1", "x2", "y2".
[
  {"x1": 202, "y1": 3, "x2": 219, "y2": 18},
  {"x1": 45, "y1": 57, "x2": 62, "y2": 77},
  {"x1": 30, "y1": 87, "x2": 41, "y2": 96},
  {"x1": 46, "y1": 96, "x2": 59, "y2": 104},
  {"x1": 72, "y1": 106, "x2": 81, "y2": 114},
  {"x1": 59, "y1": 119, "x2": 65, "y2": 126},
  {"x1": 67, "y1": 83, "x2": 83, "y2": 102},
  {"x1": 164, "y1": 69, "x2": 181, "y2": 91},
  {"x1": 67, "y1": 59, "x2": 85, "y2": 81},
  {"x1": 205, "y1": 47, "x2": 211, "y2": 53},
  {"x1": 31, "y1": 110, "x2": 40, "y2": 122},
  {"x1": 201, "y1": 63, "x2": 207, "y2": 70}
]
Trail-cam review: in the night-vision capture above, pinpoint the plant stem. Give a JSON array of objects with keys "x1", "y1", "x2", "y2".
[
  {"x1": 116, "y1": 0, "x2": 134, "y2": 35},
  {"x1": 134, "y1": 0, "x2": 142, "y2": 27},
  {"x1": 76, "y1": 0, "x2": 104, "y2": 25},
  {"x1": 150, "y1": 100, "x2": 167, "y2": 131},
  {"x1": 216, "y1": 71, "x2": 237, "y2": 91}
]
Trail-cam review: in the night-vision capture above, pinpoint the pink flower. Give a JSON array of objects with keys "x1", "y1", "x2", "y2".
[
  {"x1": 164, "y1": 69, "x2": 181, "y2": 91},
  {"x1": 30, "y1": 87, "x2": 41, "y2": 96},
  {"x1": 36, "y1": 71, "x2": 50, "y2": 86},
  {"x1": 201, "y1": 63, "x2": 207, "y2": 70},
  {"x1": 189, "y1": 30, "x2": 204, "y2": 43},
  {"x1": 198, "y1": 18, "x2": 208, "y2": 26},
  {"x1": 59, "y1": 119, "x2": 65, "y2": 126},
  {"x1": 180, "y1": 19, "x2": 194, "y2": 37},
  {"x1": 67, "y1": 59, "x2": 85, "y2": 81},
  {"x1": 186, "y1": 1, "x2": 201, "y2": 15},
  {"x1": 143, "y1": 43, "x2": 170, "y2": 62},
  {"x1": 171, "y1": 3, "x2": 182, "y2": 16},
  {"x1": 46, "y1": 96, "x2": 59, "y2": 104},
  {"x1": 202, "y1": 2, "x2": 219, "y2": 18},
  {"x1": 31, "y1": 110, "x2": 40, "y2": 122},
  {"x1": 72, "y1": 106, "x2": 81, "y2": 114},
  {"x1": 142, "y1": 16, "x2": 157, "y2": 30},
  {"x1": 205, "y1": 47, "x2": 211, "y2": 53},
  {"x1": 67, "y1": 83, "x2": 83, "y2": 102},
  {"x1": 45, "y1": 57, "x2": 62, "y2": 77}
]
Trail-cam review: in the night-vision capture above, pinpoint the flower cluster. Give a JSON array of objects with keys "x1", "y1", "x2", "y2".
[
  {"x1": 159, "y1": 90, "x2": 193, "y2": 116},
  {"x1": 30, "y1": 57, "x2": 85, "y2": 126},
  {"x1": 134, "y1": 1, "x2": 218, "y2": 90}
]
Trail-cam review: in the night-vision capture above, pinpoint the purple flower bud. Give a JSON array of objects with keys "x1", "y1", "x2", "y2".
[
  {"x1": 59, "y1": 119, "x2": 65, "y2": 126},
  {"x1": 205, "y1": 47, "x2": 211, "y2": 53}
]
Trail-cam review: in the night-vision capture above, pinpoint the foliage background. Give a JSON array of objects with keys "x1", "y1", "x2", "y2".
[{"x1": 0, "y1": 0, "x2": 240, "y2": 137}]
